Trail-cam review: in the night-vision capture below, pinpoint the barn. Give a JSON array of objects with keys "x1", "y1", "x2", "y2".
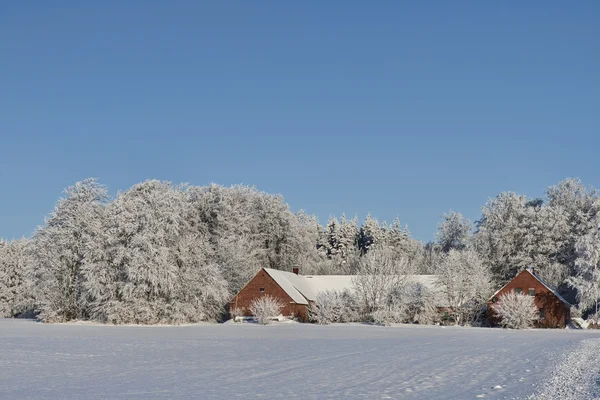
[
  {"x1": 487, "y1": 268, "x2": 571, "y2": 328},
  {"x1": 229, "y1": 267, "x2": 439, "y2": 322}
]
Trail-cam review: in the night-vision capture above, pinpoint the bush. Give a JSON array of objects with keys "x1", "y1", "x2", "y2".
[
  {"x1": 249, "y1": 295, "x2": 285, "y2": 324},
  {"x1": 310, "y1": 290, "x2": 359, "y2": 324},
  {"x1": 492, "y1": 290, "x2": 538, "y2": 329}
]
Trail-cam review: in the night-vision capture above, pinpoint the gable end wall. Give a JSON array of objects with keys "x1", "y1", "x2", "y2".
[{"x1": 229, "y1": 269, "x2": 309, "y2": 321}]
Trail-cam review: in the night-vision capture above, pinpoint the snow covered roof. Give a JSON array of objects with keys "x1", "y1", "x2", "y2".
[
  {"x1": 263, "y1": 268, "x2": 440, "y2": 305},
  {"x1": 488, "y1": 269, "x2": 571, "y2": 306},
  {"x1": 263, "y1": 269, "x2": 310, "y2": 305}
]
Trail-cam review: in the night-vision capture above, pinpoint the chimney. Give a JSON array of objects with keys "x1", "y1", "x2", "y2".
[{"x1": 292, "y1": 267, "x2": 300, "y2": 275}]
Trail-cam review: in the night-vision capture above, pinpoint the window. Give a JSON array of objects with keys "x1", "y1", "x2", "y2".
[
  {"x1": 539, "y1": 308, "x2": 546, "y2": 320},
  {"x1": 515, "y1": 288, "x2": 522, "y2": 294},
  {"x1": 259, "y1": 288, "x2": 265, "y2": 293},
  {"x1": 528, "y1": 288, "x2": 535, "y2": 296}
]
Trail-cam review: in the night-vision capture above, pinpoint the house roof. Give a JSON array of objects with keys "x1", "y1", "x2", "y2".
[
  {"x1": 488, "y1": 269, "x2": 571, "y2": 306},
  {"x1": 263, "y1": 268, "x2": 441, "y2": 305}
]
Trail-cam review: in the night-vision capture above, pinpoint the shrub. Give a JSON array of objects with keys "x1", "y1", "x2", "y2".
[
  {"x1": 493, "y1": 290, "x2": 538, "y2": 329},
  {"x1": 249, "y1": 295, "x2": 285, "y2": 324},
  {"x1": 310, "y1": 290, "x2": 359, "y2": 325}
]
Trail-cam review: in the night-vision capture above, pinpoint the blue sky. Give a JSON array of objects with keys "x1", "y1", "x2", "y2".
[{"x1": 1, "y1": 2, "x2": 599, "y2": 241}]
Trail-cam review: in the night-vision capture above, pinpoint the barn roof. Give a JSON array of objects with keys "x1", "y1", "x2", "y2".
[
  {"x1": 530, "y1": 271, "x2": 571, "y2": 306},
  {"x1": 263, "y1": 268, "x2": 440, "y2": 305}
]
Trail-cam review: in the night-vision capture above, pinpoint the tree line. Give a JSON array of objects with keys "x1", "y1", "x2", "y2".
[{"x1": 0, "y1": 177, "x2": 599, "y2": 324}]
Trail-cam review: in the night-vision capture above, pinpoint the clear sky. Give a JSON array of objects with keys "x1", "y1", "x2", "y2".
[{"x1": 1, "y1": 2, "x2": 599, "y2": 242}]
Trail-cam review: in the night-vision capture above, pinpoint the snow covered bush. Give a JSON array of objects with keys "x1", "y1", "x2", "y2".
[
  {"x1": 492, "y1": 290, "x2": 538, "y2": 329},
  {"x1": 372, "y1": 282, "x2": 438, "y2": 326},
  {"x1": 250, "y1": 295, "x2": 285, "y2": 324},
  {"x1": 310, "y1": 290, "x2": 358, "y2": 324}
]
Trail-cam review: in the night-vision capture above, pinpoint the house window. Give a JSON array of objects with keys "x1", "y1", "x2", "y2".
[
  {"x1": 259, "y1": 288, "x2": 265, "y2": 293},
  {"x1": 539, "y1": 308, "x2": 546, "y2": 320},
  {"x1": 528, "y1": 288, "x2": 535, "y2": 296},
  {"x1": 515, "y1": 288, "x2": 522, "y2": 294}
]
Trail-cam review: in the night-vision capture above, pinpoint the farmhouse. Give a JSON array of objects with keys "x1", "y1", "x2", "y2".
[
  {"x1": 229, "y1": 267, "x2": 439, "y2": 322},
  {"x1": 487, "y1": 268, "x2": 571, "y2": 328}
]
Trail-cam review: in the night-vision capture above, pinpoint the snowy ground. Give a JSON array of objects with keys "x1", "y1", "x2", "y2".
[{"x1": 1, "y1": 319, "x2": 599, "y2": 400}]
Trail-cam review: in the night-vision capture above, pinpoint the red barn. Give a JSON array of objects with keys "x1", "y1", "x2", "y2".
[
  {"x1": 229, "y1": 268, "x2": 355, "y2": 322},
  {"x1": 488, "y1": 268, "x2": 571, "y2": 328}
]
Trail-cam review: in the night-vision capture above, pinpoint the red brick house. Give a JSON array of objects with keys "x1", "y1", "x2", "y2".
[
  {"x1": 488, "y1": 268, "x2": 571, "y2": 328},
  {"x1": 229, "y1": 268, "x2": 355, "y2": 321}
]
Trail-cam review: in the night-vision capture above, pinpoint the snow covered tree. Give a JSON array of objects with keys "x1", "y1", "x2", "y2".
[
  {"x1": 567, "y1": 225, "x2": 600, "y2": 316},
  {"x1": 0, "y1": 239, "x2": 33, "y2": 317},
  {"x1": 436, "y1": 211, "x2": 472, "y2": 253},
  {"x1": 474, "y1": 192, "x2": 569, "y2": 286},
  {"x1": 186, "y1": 184, "x2": 310, "y2": 279},
  {"x1": 546, "y1": 178, "x2": 600, "y2": 273},
  {"x1": 85, "y1": 180, "x2": 229, "y2": 324},
  {"x1": 436, "y1": 249, "x2": 493, "y2": 325},
  {"x1": 249, "y1": 295, "x2": 285, "y2": 324},
  {"x1": 492, "y1": 290, "x2": 538, "y2": 329},
  {"x1": 357, "y1": 213, "x2": 382, "y2": 255},
  {"x1": 30, "y1": 179, "x2": 108, "y2": 322},
  {"x1": 338, "y1": 214, "x2": 359, "y2": 259},
  {"x1": 352, "y1": 245, "x2": 415, "y2": 317}
]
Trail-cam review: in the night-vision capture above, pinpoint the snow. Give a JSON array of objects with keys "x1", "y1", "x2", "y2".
[
  {"x1": 264, "y1": 268, "x2": 440, "y2": 305},
  {"x1": 1, "y1": 319, "x2": 599, "y2": 400}
]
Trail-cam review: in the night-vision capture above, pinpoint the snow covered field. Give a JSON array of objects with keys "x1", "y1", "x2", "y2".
[{"x1": 1, "y1": 319, "x2": 599, "y2": 400}]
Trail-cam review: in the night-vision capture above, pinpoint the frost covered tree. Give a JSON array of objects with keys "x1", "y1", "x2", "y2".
[
  {"x1": 249, "y1": 295, "x2": 284, "y2": 324},
  {"x1": 357, "y1": 213, "x2": 382, "y2": 255},
  {"x1": 30, "y1": 179, "x2": 108, "y2": 322},
  {"x1": 546, "y1": 178, "x2": 600, "y2": 272},
  {"x1": 0, "y1": 239, "x2": 32, "y2": 317},
  {"x1": 186, "y1": 184, "x2": 315, "y2": 280},
  {"x1": 352, "y1": 245, "x2": 414, "y2": 317},
  {"x1": 436, "y1": 211, "x2": 472, "y2": 253},
  {"x1": 568, "y1": 226, "x2": 600, "y2": 316},
  {"x1": 436, "y1": 249, "x2": 492, "y2": 325},
  {"x1": 492, "y1": 290, "x2": 538, "y2": 329},
  {"x1": 85, "y1": 180, "x2": 229, "y2": 324},
  {"x1": 474, "y1": 192, "x2": 569, "y2": 286}
]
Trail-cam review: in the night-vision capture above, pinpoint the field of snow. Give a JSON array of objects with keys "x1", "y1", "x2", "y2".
[{"x1": 1, "y1": 319, "x2": 599, "y2": 400}]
